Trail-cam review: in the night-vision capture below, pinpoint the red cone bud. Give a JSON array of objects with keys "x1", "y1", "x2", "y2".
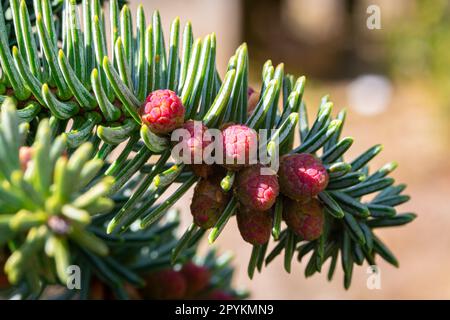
[
  {"x1": 190, "y1": 178, "x2": 230, "y2": 229},
  {"x1": 221, "y1": 124, "x2": 258, "y2": 170},
  {"x1": 235, "y1": 164, "x2": 279, "y2": 211},
  {"x1": 279, "y1": 153, "x2": 329, "y2": 201},
  {"x1": 176, "y1": 120, "x2": 210, "y2": 164},
  {"x1": 237, "y1": 207, "x2": 273, "y2": 245},
  {"x1": 141, "y1": 89, "x2": 185, "y2": 135},
  {"x1": 283, "y1": 197, "x2": 325, "y2": 240}
]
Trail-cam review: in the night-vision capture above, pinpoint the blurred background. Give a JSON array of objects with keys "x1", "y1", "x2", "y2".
[{"x1": 130, "y1": 0, "x2": 450, "y2": 299}]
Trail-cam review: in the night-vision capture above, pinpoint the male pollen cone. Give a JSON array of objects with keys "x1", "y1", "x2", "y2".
[
  {"x1": 278, "y1": 153, "x2": 329, "y2": 201},
  {"x1": 190, "y1": 178, "x2": 230, "y2": 229},
  {"x1": 177, "y1": 120, "x2": 210, "y2": 164},
  {"x1": 235, "y1": 164, "x2": 279, "y2": 211},
  {"x1": 175, "y1": 120, "x2": 221, "y2": 178},
  {"x1": 283, "y1": 197, "x2": 325, "y2": 241},
  {"x1": 236, "y1": 207, "x2": 273, "y2": 245},
  {"x1": 221, "y1": 124, "x2": 258, "y2": 171},
  {"x1": 140, "y1": 89, "x2": 185, "y2": 135}
]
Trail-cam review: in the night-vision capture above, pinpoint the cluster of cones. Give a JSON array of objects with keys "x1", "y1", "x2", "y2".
[{"x1": 140, "y1": 89, "x2": 330, "y2": 245}]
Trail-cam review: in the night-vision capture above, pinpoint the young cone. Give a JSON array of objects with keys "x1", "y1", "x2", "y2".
[
  {"x1": 235, "y1": 164, "x2": 279, "y2": 211},
  {"x1": 140, "y1": 89, "x2": 185, "y2": 135},
  {"x1": 279, "y1": 153, "x2": 329, "y2": 201},
  {"x1": 283, "y1": 197, "x2": 325, "y2": 241},
  {"x1": 236, "y1": 207, "x2": 273, "y2": 245},
  {"x1": 222, "y1": 124, "x2": 258, "y2": 170},
  {"x1": 176, "y1": 120, "x2": 211, "y2": 164},
  {"x1": 190, "y1": 178, "x2": 230, "y2": 229}
]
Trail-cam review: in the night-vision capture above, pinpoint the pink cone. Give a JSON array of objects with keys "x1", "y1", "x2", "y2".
[{"x1": 141, "y1": 89, "x2": 185, "y2": 135}]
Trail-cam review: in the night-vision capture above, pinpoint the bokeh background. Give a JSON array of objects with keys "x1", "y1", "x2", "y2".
[{"x1": 129, "y1": 0, "x2": 450, "y2": 299}]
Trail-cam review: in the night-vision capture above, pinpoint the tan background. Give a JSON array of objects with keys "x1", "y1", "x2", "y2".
[{"x1": 128, "y1": 0, "x2": 450, "y2": 299}]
